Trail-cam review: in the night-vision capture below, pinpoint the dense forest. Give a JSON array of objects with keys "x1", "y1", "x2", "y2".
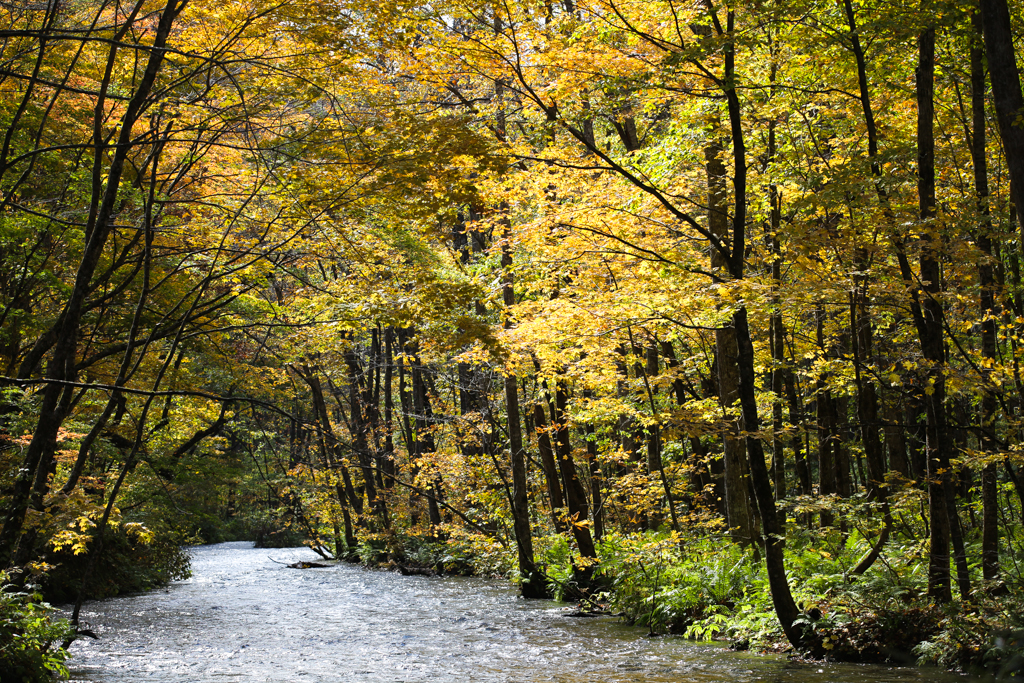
[{"x1": 3, "y1": 0, "x2": 1024, "y2": 678}]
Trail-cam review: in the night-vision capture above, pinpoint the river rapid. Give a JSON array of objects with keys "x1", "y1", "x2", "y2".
[{"x1": 65, "y1": 542, "x2": 972, "y2": 683}]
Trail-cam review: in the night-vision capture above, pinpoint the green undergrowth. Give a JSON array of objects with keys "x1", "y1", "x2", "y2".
[
  {"x1": 40, "y1": 523, "x2": 192, "y2": 604},
  {"x1": 0, "y1": 572, "x2": 74, "y2": 683},
  {"x1": 411, "y1": 522, "x2": 1024, "y2": 676},
  {"x1": 558, "y1": 526, "x2": 1024, "y2": 676},
  {"x1": 328, "y1": 521, "x2": 1024, "y2": 676},
  {"x1": 243, "y1": 511, "x2": 308, "y2": 549},
  {"x1": 343, "y1": 526, "x2": 510, "y2": 576}
]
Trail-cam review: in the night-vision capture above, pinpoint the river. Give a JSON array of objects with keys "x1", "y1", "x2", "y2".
[{"x1": 65, "y1": 542, "x2": 971, "y2": 682}]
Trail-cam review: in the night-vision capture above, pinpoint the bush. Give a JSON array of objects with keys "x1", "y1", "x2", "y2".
[
  {"x1": 361, "y1": 530, "x2": 487, "y2": 575},
  {"x1": 909, "y1": 596, "x2": 1024, "y2": 676},
  {"x1": 598, "y1": 532, "x2": 755, "y2": 635},
  {"x1": 40, "y1": 523, "x2": 191, "y2": 604},
  {"x1": 245, "y1": 512, "x2": 307, "y2": 549},
  {"x1": 0, "y1": 573, "x2": 74, "y2": 683}
]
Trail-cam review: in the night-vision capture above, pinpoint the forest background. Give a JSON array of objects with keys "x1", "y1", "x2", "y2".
[{"x1": 3, "y1": 0, "x2": 1024, "y2": 678}]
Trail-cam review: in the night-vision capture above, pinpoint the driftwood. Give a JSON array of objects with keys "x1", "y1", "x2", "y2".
[
  {"x1": 396, "y1": 565, "x2": 440, "y2": 577},
  {"x1": 269, "y1": 556, "x2": 330, "y2": 569},
  {"x1": 565, "y1": 610, "x2": 610, "y2": 618}
]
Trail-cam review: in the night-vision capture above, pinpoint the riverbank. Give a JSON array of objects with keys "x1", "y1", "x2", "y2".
[
  {"x1": 351, "y1": 528, "x2": 1024, "y2": 678},
  {"x1": 63, "y1": 542, "x2": 978, "y2": 683},
  {"x1": 0, "y1": 570, "x2": 74, "y2": 681},
  {"x1": 10, "y1": 525, "x2": 1020, "y2": 682}
]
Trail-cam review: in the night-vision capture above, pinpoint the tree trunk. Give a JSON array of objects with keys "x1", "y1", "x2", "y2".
[
  {"x1": 766, "y1": 69, "x2": 788, "y2": 502},
  {"x1": 383, "y1": 327, "x2": 396, "y2": 488},
  {"x1": 850, "y1": 273, "x2": 894, "y2": 575},
  {"x1": 343, "y1": 345, "x2": 385, "y2": 526},
  {"x1": 640, "y1": 344, "x2": 680, "y2": 532},
  {"x1": 707, "y1": 134, "x2": 757, "y2": 545},
  {"x1": 815, "y1": 306, "x2": 839, "y2": 528},
  {"x1": 500, "y1": 207, "x2": 544, "y2": 597},
  {"x1": 397, "y1": 330, "x2": 418, "y2": 526},
  {"x1": 664, "y1": 340, "x2": 726, "y2": 516},
  {"x1": 917, "y1": 27, "x2": 970, "y2": 600},
  {"x1": 584, "y1": 416, "x2": 605, "y2": 541},
  {"x1": 411, "y1": 356, "x2": 442, "y2": 527},
  {"x1": 735, "y1": 307, "x2": 804, "y2": 646},
  {"x1": 785, "y1": 372, "x2": 811, "y2": 499},
  {"x1": 970, "y1": 10, "x2": 1000, "y2": 585},
  {"x1": 553, "y1": 380, "x2": 597, "y2": 561},
  {"x1": 534, "y1": 399, "x2": 566, "y2": 532},
  {"x1": 979, "y1": 0, "x2": 1024, "y2": 230},
  {"x1": 716, "y1": 5, "x2": 803, "y2": 646}
]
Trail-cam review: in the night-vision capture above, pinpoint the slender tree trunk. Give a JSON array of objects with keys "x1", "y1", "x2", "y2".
[
  {"x1": 614, "y1": 346, "x2": 639, "y2": 473},
  {"x1": 969, "y1": 11, "x2": 1001, "y2": 584},
  {"x1": 786, "y1": 373, "x2": 811, "y2": 499},
  {"x1": 490, "y1": 42, "x2": 545, "y2": 594},
  {"x1": 643, "y1": 345, "x2": 681, "y2": 532},
  {"x1": 850, "y1": 278, "x2": 894, "y2": 574},
  {"x1": 552, "y1": 381, "x2": 597, "y2": 561},
  {"x1": 397, "y1": 330, "x2": 418, "y2": 525},
  {"x1": 979, "y1": 0, "x2": 1024, "y2": 229},
  {"x1": 645, "y1": 347, "x2": 664, "y2": 518},
  {"x1": 664, "y1": 340, "x2": 726, "y2": 516},
  {"x1": 735, "y1": 307, "x2": 803, "y2": 645},
  {"x1": 370, "y1": 329, "x2": 385, "y2": 492},
  {"x1": 885, "y1": 394, "x2": 912, "y2": 479},
  {"x1": 411, "y1": 356, "x2": 442, "y2": 527},
  {"x1": 715, "y1": 5, "x2": 803, "y2": 646},
  {"x1": 917, "y1": 26, "x2": 970, "y2": 600},
  {"x1": 297, "y1": 366, "x2": 363, "y2": 516},
  {"x1": 815, "y1": 306, "x2": 839, "y2": 528},
  {"x1": 534, "y1": 399, "x2": 566, "y2": 532},
  {"x1": 498, "y1": 198, "x2": 544, "y2": 596},
  {"x1": 919, "y1": 26, "x2": 952, "y2": 602},
  {"x1": 584, "y1": 415, "x2": 605, "y2": 541},
  {"x1": 343, "y1": 345, "x2": 385, "y2": 526},
  {"x1": 383, "y1": 327, "x2": 396, "y2": 488},
  {"x1": 766, "y1": 56, "x2": 788, "y2": 502},
  {"x1": 707, "y1": 133, "x2": 756, "y2": 545}
]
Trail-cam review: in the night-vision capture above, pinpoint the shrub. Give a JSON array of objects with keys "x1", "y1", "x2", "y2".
[
  {"x1": 598, "y1": 532, "x2": 754, "y2": 634},
  {"x1": 0, "y1": 573, "x2": 74, "y2": 683},
  {"x1": 246, "y1": 511, "x2": 307, "y2": 549},
  {"x1": 40, "y1": 523, "x2": 191, "y2": 604}
]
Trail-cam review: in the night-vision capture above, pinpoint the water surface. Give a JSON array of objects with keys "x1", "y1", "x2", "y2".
[{"x1": 66, "y1": 542, "x2": 972, "y2": 682}]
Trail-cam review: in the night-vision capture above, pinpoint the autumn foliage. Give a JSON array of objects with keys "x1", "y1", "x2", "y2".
[{"x1": 3, "y1": 0, "x2": 1024, "y2": 671}]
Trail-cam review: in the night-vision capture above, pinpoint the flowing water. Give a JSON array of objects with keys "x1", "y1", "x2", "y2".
[{"x1": 65, "y1": 542, "x2": 973, "y2": 682}]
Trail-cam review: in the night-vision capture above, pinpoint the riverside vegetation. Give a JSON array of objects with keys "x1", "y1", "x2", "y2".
[{"x1": 2, "y1": 0, "x2": 1024, "y2": 679}]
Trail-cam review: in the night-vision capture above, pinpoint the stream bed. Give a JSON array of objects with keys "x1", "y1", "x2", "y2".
[{"x1": 65, "y1": 542, "x2": 974, "y2": 682}]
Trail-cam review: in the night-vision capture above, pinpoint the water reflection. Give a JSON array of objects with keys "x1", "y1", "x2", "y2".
[{"x1": 65, "y1": 542, "x2": 972, "y2": 682}]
